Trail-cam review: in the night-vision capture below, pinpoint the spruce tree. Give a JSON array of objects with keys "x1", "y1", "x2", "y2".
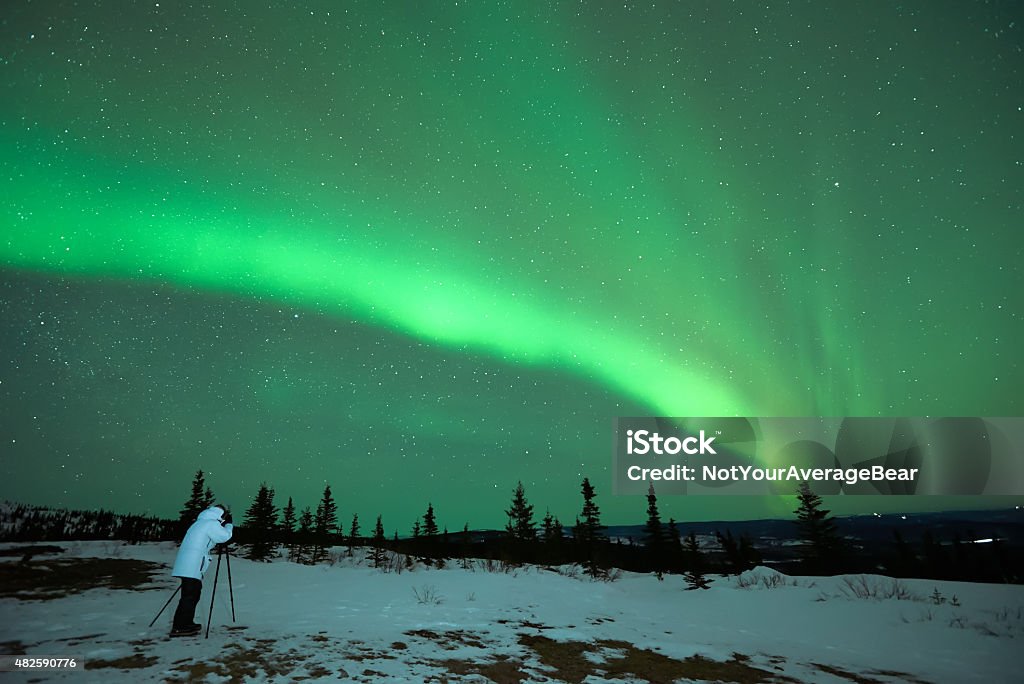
[
  {"x1": 459, "y1": 523, "x2": 473, "y2": 569},
  {"x1": 422, "y1": 503, "x2": 439, "y2": 537},
  {"x1": 575, "y1": 477, "x2": 607, "y2": 578},
  {"x1": 576, "y1": 478, "x2": 605, "y2": 545},
  {"x1": 312, "y1": 485, "x2": 339, "y2": 563},
  {"x1": 794, "y1": 481, "x2": 843, "y2": 573},
  {"x1": 540, "y1": 510, "x2": 565, "y2": 566},
  {"x1": 242, "y1": 482, "x2": 279, "y2": 562},
  {"x1": 350, "y1": 513, "x2": 361, "y2": 542},
  {"x1": 293, "y1": 506, "x2": 314, "y2": 564},
  {"x1": 179, "y1": 470, "x2": 213, "y2": 531},
  {"x1": 371, "y1": 515, "x2": 387, "y2": 569},
  {"x1": 683, "y1": 531, "x2": 712, "y2": 589},
  {"x1": 643, "y1": 484, "x2": 665, "y2": 573},
  {"x1": 505, "y1": 481, "x2": 537, "y2": 542},
  {"x1": 280, "y1": 496, "x2": 297, "y2": 550},
  {"x1": 412, "y1": 519, "x2": 422, "y2": 538},
  {"x1": 541, "y1": 510, "x2": 555, "y2": 542}
]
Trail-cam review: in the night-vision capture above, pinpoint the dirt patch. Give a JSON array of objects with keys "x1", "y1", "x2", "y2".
[
  {"x1": 343, "y1": 644, "x2": 398, "y2": 662},
  {"x1": 517, "y1": 634, "x2": 592, "y2": 683},
  {"x1": 435, "y1": 653, "x2": 530, "y2": 684},
  {"x1": 0, "y1": 640, "x2": 30, "y2": 655},
  {"x1": 518, "y1": 619, "x2": 554, "y2": 630},
  {"x1": 0, "y1": 558, "x2": 165, "y2": 600},
  {"x1": 296, "y1": 664, "x2": 333, "y2": 679},
  {"x1": 519, "y1": 634, "x2": 795, "y2": 684},
  {"x1": 168, "y1": 642, "x2": 310, "y2": 682},
  {"x1": 812, "y1": 663, "x2": 885, "y2": 683},
  {"x1": 404, "y1": 629, "x2": 487, "y2": 650},
  {"x1": 870, "y1": 670, "x2": 933, "y2": 684},
  {"x1": 85, "y1": 654, "x2": 158, "y2": 670},
  {"x1": 811, "y1": 663, "x2": 933, "y2": 684}
]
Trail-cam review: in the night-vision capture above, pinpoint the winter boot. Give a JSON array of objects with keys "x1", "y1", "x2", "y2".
[{"x1": 170, "y1": 624, "x2": 202, "y2": 637}]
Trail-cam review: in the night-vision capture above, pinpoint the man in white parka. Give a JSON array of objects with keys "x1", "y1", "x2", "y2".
[{"x1": 170, "y1": 504, "x2": 233, "y2": 636}]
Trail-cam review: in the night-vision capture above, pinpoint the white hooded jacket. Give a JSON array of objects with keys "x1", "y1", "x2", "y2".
[{"x1": 171, "y1": 506, "x2": 233, "y2": 579}]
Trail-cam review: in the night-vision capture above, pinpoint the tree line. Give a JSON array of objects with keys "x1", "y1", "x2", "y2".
[
  {"x1": 198, "y1": 473, "x2": 1020, "y2": 585},
  {"x1": 2, "y1": 474, "x2": 1017, "y2": 584}
]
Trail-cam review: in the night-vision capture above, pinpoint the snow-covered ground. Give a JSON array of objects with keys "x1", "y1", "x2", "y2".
[{"x1": 0, "y1": 541, "x2": 1021, "y2": 682}]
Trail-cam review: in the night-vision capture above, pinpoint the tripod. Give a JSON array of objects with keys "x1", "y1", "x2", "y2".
[
  {"x1": 204, "y1": 543, "x2": 236, "y2": 638},
  {"x1": 149, "y1": 544, "x2": 236, "y2": 637}
]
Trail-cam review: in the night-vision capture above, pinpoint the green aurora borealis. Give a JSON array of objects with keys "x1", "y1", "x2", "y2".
[{"x1": 1, "y1": 1, "x2": 1021, "y2": 528}]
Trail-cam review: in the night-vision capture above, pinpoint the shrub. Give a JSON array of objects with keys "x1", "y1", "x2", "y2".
[{"x1": 412, "y1": 584, "x2": 443, "y2": 605}]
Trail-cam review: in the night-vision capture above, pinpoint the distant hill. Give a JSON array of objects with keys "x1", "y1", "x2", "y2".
[
  {"x1": 605, "y1": 508, "x2": 1024, "y2": 549},
  {"x1": 0, "y1": 500, "x2": 177, "y2": 543}
]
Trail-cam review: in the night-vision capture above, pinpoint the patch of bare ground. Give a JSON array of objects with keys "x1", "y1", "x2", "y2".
[
  {"x1": 0, "y1": 641, "x2": 29, "y2": 655},
  {"x1": 167, "y1": 641, "x2": 309, "y2": 682},
  {"x1": 84, "y1": 654, "x2": 158, "y2": 670},
  {"x1": 0, "y1": 558, "x2": 165, "y2": 599},
  {"x1": 811, "y1": 663, "x2": 933, "y2": 684},
  {"x1": 869, "y1": 670, "x2": 932, "y2": 684},
  {"x1": 519, "y1": 634, "x2": 799, "y2": 684},
  {"x1": 432, "y1": 653, "x2": 530, "y2": 684},
  {"x1": 404, "y1": 628, "x2": 488, "y2": 650}
]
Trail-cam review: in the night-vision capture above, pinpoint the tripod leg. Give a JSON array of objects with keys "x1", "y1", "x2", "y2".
[
  {"x1": 204, "y1": 551, "x2": 222, "y2": 639},
  {"x1": 225, "y1": 548, "x2": 236, "y2": 622},
  {"x1": 149, "y1": 584, "x2": 181, "y2": 628}
]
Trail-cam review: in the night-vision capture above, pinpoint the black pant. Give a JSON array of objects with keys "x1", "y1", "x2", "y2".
[{"x1": 171, "y1": 577, "x2": 202, "y2": 630}]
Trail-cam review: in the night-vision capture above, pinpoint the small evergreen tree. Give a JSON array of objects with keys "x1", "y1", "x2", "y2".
[
  {"x1": 683, "y1": 532, "x2": 712, "y2": 589},
  {"x1": 311, "y1": 485, "x2": 339, "y2": 563},
  {"x1": 643, "y1": 484, "x2": 665, "y2": 573},
  {"x1": 349, "y1": 513, "x2": 361, "y2": 542},
  {"x1": 293, "y1": 506, "x2": 314, "y2": 564},
  {"x1": 371, "y1": 515, "x2": 387, "y2": 569},
  {"x1": 794, "y1": 481, "x2": 843, "y2": 573},
  {"x1": 422, "y1": 503, "x2": 439, "y2": 537},
  {"x1": 459, "y1": 523, "x2": 473, "y2": 570},
  {"x1": 540, "y1": 509, "x2": 564, "y2": 564},
  {"x1": 179, "y1": 470, "x2": 213, "y2": 532},
  {"x1": 280, "y1": 496, "x2": 297, "y2": 551},
  {"x1": 574, "y1": 477, "x2": 607, "y2": 578},
  {"x1": 552, "y1": 517, "x2": 565, "y2": 542},
  {"x1": 242, "y1": 482, "x2": 279, "y2": 562},
  {"x1": 576, "y1": 478, "x2": 605, "y2": 544},
  {"x1": 541, "y1": 510, "x2": 556, "y2": 542},
  {"x1": 412, "y1": 519, "x2": 422, "y2": 538},
  {"x1": 505, "y1": 481, "x2": 537, "y2": 543}
]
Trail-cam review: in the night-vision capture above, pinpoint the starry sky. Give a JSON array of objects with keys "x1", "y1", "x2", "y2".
[{"x1": 1, "y1": 1, "x2": 1021, "y2": 530}]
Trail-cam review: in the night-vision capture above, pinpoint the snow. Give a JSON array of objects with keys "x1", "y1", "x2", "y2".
[{"x1": 0, "y1": 541, "x2": 1021, "y2": 682}]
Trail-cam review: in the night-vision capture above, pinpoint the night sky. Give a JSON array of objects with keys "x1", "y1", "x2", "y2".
[{"x1": 1, "y1": 2, "x2": 1021, "y2": 531}]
